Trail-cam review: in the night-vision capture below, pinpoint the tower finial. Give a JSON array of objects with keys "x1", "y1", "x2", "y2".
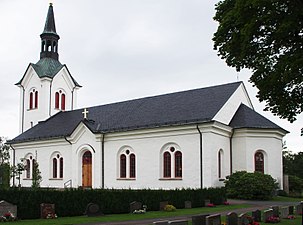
[{"x1": 40, "y1": 3, "x2": 60, "y2": 60}]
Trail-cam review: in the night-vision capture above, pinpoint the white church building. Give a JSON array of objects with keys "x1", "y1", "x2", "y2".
[{"x1": 9, "y1": 4, "x2": 287, "y2": 190}]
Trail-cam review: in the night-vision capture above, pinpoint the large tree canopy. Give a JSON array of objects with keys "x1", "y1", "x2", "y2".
[{"x1": 213, "y1": 0, "x2": 303, "y2": 122}]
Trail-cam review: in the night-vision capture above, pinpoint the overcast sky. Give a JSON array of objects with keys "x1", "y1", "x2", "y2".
[{"x1": 0, "y1": 0, "x2": 302, "y2": 152}]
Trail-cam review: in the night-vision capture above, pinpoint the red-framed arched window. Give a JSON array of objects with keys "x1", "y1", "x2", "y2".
[
  {"x1": 26, "y1": 159, "x2": 31, "y2": 178},
  {"x1": 53, "y1": 158, "x2": 57, "y2": 178},
  {"x1": 60, "y1": 157, "x2": 64, "y2": 178},
  {"x1": 163, "y1": 152, "x2": 171, "y2": 178},
  {"x1": 61, "y1": 93, "x2": 66, "y2": 111},
  {"x1": 55, "y1": 92, "x2": 60, "y2": 109},
  {"x1": 55, "y1": 90, "x2": 66, "y2": 111},
  {"x1": 29, "y1": 89, "x2": 38, "y2": 109},
  {"x1": 175, "y1": 151, "x2": 182, "y2": 178},
  {"x1": 255, "y1": 151, "x2": 264, "y2": 173},
  {"x1": 120, "y1": 154, "x2": 127, "y2": 178},
  {"x1": 130, "y1": 154, "x2": 136, "y2": 178}
]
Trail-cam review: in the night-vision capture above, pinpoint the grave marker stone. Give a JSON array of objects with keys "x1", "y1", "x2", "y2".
[
  {"x1": 280, "y1": 207, "x2": 289, "y2": 219},
  {"x1": 252, "y1": 210, "x2": 261, "y2": 222},
  {"x1": 168, "y1": 220, "x2": 188, "y2": 225},
  {"x1": 238, "y1": 213, "x2": 250, "y2": 225},
  {"x1": 130, "y1": 201, "x2": 142, "y2": 213},
  {"x1": 85, "y1": 203, "x2": 103, "y2": 217},
  {"x1": 295, "y1": 204, "x2": 302, "y2": 215},
  {"x1": 153, "y1": 221, "x2": 169, "y2": 225},
  {"x1": 226, "y1": 212, "x2": 238, "y2": 225},
  {"x1": 192, "y1": 214, "x2": 209, "y2": 225},
  {"x1": 0, "y1": 201, "x2": 17, "y2": 218},
  {"x1": 271, "y1": 205, "x2": 280, "y2": 217},
  {"x1": 184, "y1": 201, "x2": 192, "y2": 209},
  {"x1": 263, "y1": 209, "x2": 274, "y2": 222},
  {"x1": 40, "y1": 203, "x2": 55, "y2": 219},
  {"x1": 206, "y1": 214, "x2": 221, "y2": 225}
]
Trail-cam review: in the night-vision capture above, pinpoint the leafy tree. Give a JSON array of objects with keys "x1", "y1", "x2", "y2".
[
  {"x1": 225, "y1": 171, "x2": 278, "y2": 200},
  {"x1": 288, "y1": 175, "x2": 303, "y2": 196},
  {"x1": 0, "y1": 137, "x2": 10, "y2": 189},
  {"x1": 31, "y1": 157, "x2": 42, "y2": 189},
  {"x1": 213, "y1": 0, "x2": 303, "y2": 122},
  {"x1": 283, "y1": 150, "x2": 303, "y2": 179}
]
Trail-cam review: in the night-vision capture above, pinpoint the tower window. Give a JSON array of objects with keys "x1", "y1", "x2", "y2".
[
  {"x1": 55, "y1": 90, "x2": 66, "y2": 111},
  {"x1": 29, "y1": 89, "x2": 38, "y2": 110}
]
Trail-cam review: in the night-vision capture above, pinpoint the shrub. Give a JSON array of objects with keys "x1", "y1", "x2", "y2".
[
  {"x1": 164, "y1": 204, "x2": 176, "y2": 212},
  {"x1": 288, "y1": 175, "x2": 303, "y2": 196},
  {"x1": 225, "y1": 171, "x2": 278, "y2": 200}
]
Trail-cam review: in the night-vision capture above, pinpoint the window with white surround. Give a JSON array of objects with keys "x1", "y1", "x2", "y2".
[
  {"x1": 55, "y1": 90, "x2": 66, "y2": 111},
  {"x1": 51, "y1": 152, "x2": 64, "y2": 179},
  {"x1": 24, "y1": 154, "x2": 34, "y2": 179},
  {"x1": 161, "y1": 144, "x2": 182, "y2": 179},
  {"x1": 254, "y1": 151, "x2": 265, "y2": 173},
  {"x1": 218, "y1": 149, "x2": 224, "y2": 179},
  {"x1": 118, "y1": 147, "x2": 136, "y2": 179},
  {"x1": 29, "y1": 89, "x2": 38, "y2": 110}
]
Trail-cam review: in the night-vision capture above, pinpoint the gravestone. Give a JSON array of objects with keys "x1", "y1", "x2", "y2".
[
  {"x1": 168, "y1": 220, "x2": 188, "y2": 225},
  {"x1": 40, "y1": 203, "x2": 55, "y2": 219},
  {"x1": 0, "y1": 201, "x2": 17, "y2": 218},
  {"x1": 295, "y1": 204, "x2": 302, "y2": 215},
  {"x1": 185, "y1": 201, "x2": 192, "y2": 209},
  {"x1": 263, "y1": 209, "x2": 274, "y2": 222},
  {"x1": 160, "y1": 201, "x2": 169, "y2": 211},
  {"x1": 204, "y1": 199, "x2": 211, "y2": 206},
  {"x1": 280, "y1": 207, "x2": 289, "y2": 219},
  {"x1": 252, "y1": 209, "x2": 261, "y2": 222},
  {"x1": 238, "y1": 213, "x2": 250, "y2": 225},
  {"x1": 271, "y1": 205, "x2": 280, "y2": 217},
  {"x1": 85, "y1": 203, "x2": 103, "y2": 217},
  {"x1": 192, "y1": 214, "x2": 209, "y2": 225},
  {"x1": 206, "y1": 214, "x2": 221, "y2": 225},
  {"x1": 289, "y1": 206, "x2": 294, "y2": 215},
  {"x1": 153, "y1": 221, "x2": 169, "y2": 225},
  {"x1": 130, "y1": 201, "x2": 142, "y2": 213},
  {"x1": 226, "y1": 212, "x2": 238, "y2": 225}
]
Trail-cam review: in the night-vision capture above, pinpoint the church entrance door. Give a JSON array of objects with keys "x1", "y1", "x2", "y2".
[{"x1": 82, "y1": 151, "x2": 92, "y2": 188}]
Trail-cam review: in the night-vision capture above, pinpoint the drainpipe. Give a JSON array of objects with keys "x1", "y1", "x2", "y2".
[
  {"x1": 101, "y1": 133, "x2": 105, "y2": 188},
  {"x1": 229, "y1": 129, "x2": 234, "y2": 175},
  {"x1": 196, "y1": 125, "x2": 203, "y2": 189},
  {"x1": 20, "y1": 85, "x2": 25, "y2": 133},
  {"x1": 10, "y1": 145, "x2": 16, "y2": 187},
  {"x1": 49, "y1": 80, "x2": 54, "y2": 116}
]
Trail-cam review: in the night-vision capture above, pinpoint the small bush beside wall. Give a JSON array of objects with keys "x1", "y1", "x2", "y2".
[{"x1": 0, "y1": 187, "x2": 226, "y2": 219}]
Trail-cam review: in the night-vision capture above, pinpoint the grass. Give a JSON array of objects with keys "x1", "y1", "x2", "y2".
[{"x1": 272, "y1": 196, "x2": 303, "y2": 202}]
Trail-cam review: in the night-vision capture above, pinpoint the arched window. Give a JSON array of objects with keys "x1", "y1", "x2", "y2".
[
  {"x1": 118, "y1": 148, "x2": 136, "y2": 179},
  {"x1": 51, "y1": 153, "x2": 64, "y2": 179},
  {"x1": 175, "y1": 151, "x2": 182, "y2": 178},
  {"x1": 61, "y1": 94, "x2": 66, "y2": 111},
  {"x1": 130, "y1": 154, "x2": 136, "y2": 178},
  {"x1": 255, "y1": 151, "x2": 264, "y2": 173},
  {"x1": 55, "y1": 90, "x2": 66, "y2": 111},
  {"x1": 26, "y1": 159, "x2": 31, "y2": 179},
  {"x1": 161, "y1": 144, "x2": 183, "y2": 179},
  {"x1": 120, "y1": 154, "x2": 126, "y2": 178},
  {"x1": 55, "y1": 92, "x2": 60, "y2": 109},
  {"x1": 29, "y1": 89, "x2": 38, "y2": 109},
  {"x1": 163, "y1": 152, "x2": 171, "y2": 178},
  {"x1": 218, "y1": 150, "x2": 224, "y2": 178}
]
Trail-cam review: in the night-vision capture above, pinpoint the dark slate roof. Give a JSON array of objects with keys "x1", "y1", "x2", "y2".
[
  {"x1": 229, "y1": 103, "x2": 288, "y2": 132},
  {"x1": 42, "y1": 3, "x2": 58, "y2": 36},
  {"x1": 10, "y1": 81, "x2": 279, "y2": 144}
]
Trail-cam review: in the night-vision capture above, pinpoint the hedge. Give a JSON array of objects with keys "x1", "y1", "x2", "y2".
[{"x1": 0, "y1": 187, "x2": 226, "y2": 219}]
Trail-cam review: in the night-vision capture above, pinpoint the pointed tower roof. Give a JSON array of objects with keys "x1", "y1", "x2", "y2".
[{"x1": 42, "y1": 3, "x2": 59, "y2": 37}]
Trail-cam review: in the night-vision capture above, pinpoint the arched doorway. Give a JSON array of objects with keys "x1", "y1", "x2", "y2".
[{"x1": 82, "y1": 151, "x2": 92, "y2": 188}]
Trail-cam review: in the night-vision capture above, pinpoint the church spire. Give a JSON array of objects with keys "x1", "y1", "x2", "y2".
[{"x1": 40, "y1": 3, "x2": 60, "y2": 60}]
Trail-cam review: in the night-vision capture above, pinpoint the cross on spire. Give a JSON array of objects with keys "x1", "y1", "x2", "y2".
[{"x1": 82, "y1": 108, "x2": 89, "y2": 120}]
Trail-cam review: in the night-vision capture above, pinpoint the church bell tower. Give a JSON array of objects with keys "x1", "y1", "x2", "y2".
[{"x1": 16, "y1": 3, "x2": 81, "y2": 133}]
